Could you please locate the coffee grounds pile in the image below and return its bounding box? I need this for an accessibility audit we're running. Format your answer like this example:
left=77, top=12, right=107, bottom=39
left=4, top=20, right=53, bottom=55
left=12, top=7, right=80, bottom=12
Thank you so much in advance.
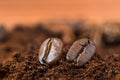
left=0, top=25, right=120, bottom=80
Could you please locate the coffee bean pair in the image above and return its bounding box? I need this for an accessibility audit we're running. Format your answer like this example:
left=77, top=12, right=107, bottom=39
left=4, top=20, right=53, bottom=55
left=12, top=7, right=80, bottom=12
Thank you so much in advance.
left=38, top=38, right=96, bottom=66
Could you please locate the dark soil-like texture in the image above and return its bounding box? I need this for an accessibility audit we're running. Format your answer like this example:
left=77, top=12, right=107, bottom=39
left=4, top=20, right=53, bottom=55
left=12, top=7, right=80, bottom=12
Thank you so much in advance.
left=0, top=25, right=120, bottom=80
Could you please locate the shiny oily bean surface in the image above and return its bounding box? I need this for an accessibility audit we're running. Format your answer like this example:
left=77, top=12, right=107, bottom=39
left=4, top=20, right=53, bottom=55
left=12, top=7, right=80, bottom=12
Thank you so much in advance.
left=38, top=38, right=63, bottom=65
left=66, top=38, right=96, bottom=66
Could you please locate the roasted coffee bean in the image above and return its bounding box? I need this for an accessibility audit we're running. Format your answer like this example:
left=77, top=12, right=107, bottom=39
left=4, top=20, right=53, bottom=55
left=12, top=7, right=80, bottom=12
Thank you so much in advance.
left=0, top=26, right=7, bottom=41
left=102, top=22, right=120, bottom=44
left=38, top=38, right=63, bottom=65
left=66, top=38, right=96, bottom=66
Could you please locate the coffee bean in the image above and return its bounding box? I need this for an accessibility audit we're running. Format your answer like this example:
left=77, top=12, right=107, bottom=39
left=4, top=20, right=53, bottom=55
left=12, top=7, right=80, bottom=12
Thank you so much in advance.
left=38, top=38, right=63, bottom=65
left=102, top=22, right=120, bottom=44
left=0, top=26, right=7, bottom=41
left=66, top=38, right=96, bottom=66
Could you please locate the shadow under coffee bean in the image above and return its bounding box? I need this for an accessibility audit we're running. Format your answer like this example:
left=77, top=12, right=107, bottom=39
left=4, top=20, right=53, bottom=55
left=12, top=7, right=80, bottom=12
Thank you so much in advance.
left=66, top=38, right=96, bottom=66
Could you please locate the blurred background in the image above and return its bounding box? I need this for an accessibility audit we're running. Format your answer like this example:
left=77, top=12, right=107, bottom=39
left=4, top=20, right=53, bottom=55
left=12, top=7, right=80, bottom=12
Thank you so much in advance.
left=1, top=0, right=120, bottom=29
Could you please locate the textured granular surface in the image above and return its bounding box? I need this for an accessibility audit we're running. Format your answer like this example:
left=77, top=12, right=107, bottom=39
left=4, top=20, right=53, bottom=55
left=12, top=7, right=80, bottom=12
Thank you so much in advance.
left=0, top=25, right=120, bottom=80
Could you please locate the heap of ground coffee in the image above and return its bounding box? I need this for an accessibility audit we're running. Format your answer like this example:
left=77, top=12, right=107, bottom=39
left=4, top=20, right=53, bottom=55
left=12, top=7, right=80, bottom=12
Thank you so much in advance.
left=0, top=25, right=119, bottom=80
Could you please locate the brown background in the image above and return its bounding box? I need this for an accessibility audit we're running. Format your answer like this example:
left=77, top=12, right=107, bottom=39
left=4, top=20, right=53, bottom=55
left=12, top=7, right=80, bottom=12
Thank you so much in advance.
left=0, top=0, right=120, bottom=28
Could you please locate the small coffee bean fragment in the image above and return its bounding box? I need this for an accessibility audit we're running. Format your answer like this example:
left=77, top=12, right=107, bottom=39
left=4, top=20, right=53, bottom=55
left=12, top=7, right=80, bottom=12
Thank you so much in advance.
left=38, top=38, right=63, bottom=65
left=66, top=38, right=96, bottom=66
